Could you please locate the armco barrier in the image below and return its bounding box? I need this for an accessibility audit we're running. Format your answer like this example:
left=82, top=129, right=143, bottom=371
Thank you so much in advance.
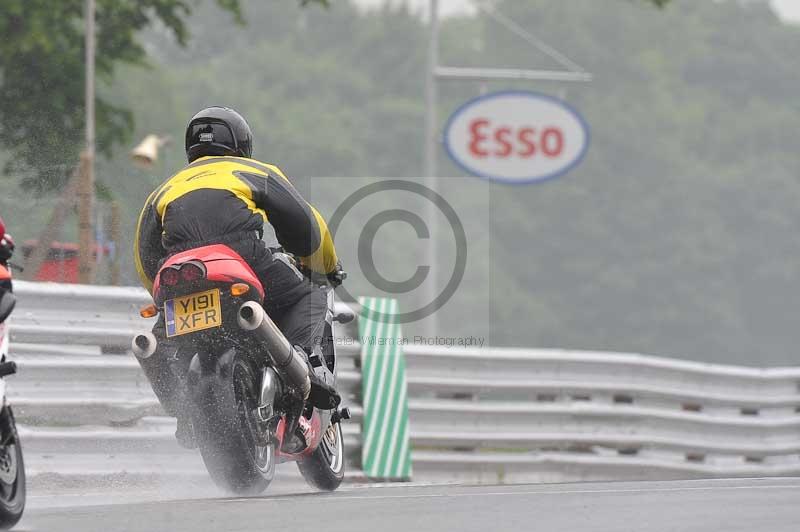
left=8, top=281, right=800, bottom=483
left=11, top=280, right=356, bottom=350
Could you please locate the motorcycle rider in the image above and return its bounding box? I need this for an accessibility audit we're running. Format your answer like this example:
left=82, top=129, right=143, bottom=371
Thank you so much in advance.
left=0, top=216, right=15, bottom=299
left=0, top=216, right=14, bottom=268
left=134, top=106, right=342, bottom=446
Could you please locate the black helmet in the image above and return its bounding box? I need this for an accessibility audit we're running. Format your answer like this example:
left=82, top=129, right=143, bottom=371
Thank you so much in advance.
left=184, top=106, right=253, bottom=163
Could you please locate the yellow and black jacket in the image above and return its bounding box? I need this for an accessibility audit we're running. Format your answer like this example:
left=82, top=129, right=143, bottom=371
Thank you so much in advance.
left=134, top=156, right=338, bottom=294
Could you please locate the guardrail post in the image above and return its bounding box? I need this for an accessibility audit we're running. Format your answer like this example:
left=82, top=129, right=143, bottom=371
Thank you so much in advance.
left=358, top=297, right=412, bottom=481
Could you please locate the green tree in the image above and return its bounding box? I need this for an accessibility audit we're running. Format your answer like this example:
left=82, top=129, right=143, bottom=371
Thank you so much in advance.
left=0, top=0, right=329, bottom=191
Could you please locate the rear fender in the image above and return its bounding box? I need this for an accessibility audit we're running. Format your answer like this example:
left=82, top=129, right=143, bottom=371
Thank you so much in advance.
left=186, top=348, right=237, bottom=407
left=153, top=244, right=265, bottom=301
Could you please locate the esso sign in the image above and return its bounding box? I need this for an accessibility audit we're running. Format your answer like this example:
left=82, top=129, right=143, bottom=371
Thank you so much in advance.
left=444, top=91, right=589, bottom=184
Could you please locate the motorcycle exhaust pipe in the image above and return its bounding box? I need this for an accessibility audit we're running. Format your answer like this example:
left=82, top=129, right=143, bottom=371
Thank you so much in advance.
left=237, top=301, right=311, bottom=400
left=131, top=332, right=157, bottom=360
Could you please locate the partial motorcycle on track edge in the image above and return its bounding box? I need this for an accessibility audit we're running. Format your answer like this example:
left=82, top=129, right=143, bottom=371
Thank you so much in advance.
left=0, top=225, right=26, bottom=529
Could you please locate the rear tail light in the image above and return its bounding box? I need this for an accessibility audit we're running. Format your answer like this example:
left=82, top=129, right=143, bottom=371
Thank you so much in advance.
left=160, top=268, right=180, bottom=287
left=180, top=262, right=205, bottom=282
left=159, top=262, right=206, bottom=287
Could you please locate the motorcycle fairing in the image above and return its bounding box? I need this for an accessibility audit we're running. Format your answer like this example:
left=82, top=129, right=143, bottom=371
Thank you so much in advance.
left=153, top=244, right=265, bottom=301
left=274, top=411, right=323, bottom=461
left=0, top=264, right=11, bottom=402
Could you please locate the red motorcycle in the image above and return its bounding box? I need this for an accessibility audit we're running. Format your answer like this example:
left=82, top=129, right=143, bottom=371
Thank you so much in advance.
left=132, top=244, right=351, bottom=494
left=0, top=224, right=25, bottom=529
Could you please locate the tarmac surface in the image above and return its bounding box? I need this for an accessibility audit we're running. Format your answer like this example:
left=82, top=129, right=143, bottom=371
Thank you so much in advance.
left=18, top=477, right=800, bottom=532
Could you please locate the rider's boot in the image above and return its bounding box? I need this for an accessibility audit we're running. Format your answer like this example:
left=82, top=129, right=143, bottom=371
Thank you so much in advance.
left=300, top=345, right=340, bottom=410
left=307, top=370, right=341, bottom=410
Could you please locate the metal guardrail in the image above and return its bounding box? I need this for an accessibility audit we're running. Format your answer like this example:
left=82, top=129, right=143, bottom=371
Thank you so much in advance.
left=12, top=281, right=157, bottom=351
left=11, top=280, right=357, bottom=350
left=8, top=281, right=800, bottom=483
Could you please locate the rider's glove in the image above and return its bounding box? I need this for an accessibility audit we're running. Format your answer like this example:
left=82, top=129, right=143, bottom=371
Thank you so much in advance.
left=327, top=261, right=346, bottom=288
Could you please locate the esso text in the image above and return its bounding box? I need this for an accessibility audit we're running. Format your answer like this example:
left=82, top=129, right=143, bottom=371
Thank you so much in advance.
left=467, top=119, right=565, bottom=160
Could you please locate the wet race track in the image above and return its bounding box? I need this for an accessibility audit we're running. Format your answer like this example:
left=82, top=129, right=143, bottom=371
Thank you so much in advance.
left=18, top=477, right=800, bottom=532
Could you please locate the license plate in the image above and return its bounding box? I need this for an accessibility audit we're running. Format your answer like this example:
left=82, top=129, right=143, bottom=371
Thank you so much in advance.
left=165, top=289, right=222, bottom=337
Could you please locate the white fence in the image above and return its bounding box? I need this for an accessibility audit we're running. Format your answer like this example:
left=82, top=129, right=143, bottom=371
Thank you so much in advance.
left=9, top=281, right=800, bottom=483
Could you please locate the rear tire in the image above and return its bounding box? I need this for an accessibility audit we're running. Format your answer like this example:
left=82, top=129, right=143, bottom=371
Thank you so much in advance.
left=297, top=420, right=345, bottom=491
left=191, top=355, right=275, bottom=495
left=0, top=407, right=24, bottom=530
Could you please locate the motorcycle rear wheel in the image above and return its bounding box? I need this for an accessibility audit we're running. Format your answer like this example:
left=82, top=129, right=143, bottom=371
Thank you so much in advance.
left=297, top=420, right=345, bottom=491
left=0, top=407, right=24, bottom=530
left=192, top=354, right=275, bottom=495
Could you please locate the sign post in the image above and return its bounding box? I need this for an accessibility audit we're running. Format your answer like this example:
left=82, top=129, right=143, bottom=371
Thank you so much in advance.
left=422, top=1, right=591, bottom=327
left=423, top=0, right=440, bottom=336
left=78, top=0, right=96, bottom=284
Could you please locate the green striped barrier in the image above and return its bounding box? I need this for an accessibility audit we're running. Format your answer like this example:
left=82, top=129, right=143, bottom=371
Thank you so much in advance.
left=358, top=297, right=412, bottom=480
